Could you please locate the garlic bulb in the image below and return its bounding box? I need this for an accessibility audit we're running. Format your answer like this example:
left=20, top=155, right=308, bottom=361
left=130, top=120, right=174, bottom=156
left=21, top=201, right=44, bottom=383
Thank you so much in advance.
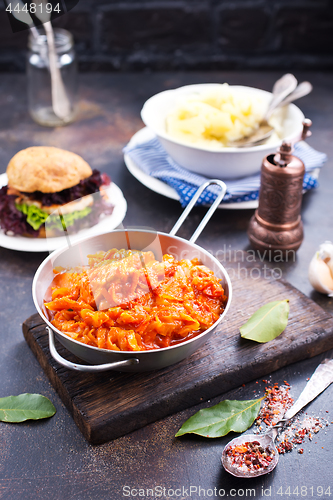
left=308, top=241, right=333, bottom=296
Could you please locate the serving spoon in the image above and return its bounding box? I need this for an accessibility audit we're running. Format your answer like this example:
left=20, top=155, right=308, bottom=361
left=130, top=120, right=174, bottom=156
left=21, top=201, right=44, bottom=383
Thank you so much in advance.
left=221, top=357, right=333, bottom=478
left=229, top=77, right=312, bottom=148
left=228, top=73, right=297, bottom=148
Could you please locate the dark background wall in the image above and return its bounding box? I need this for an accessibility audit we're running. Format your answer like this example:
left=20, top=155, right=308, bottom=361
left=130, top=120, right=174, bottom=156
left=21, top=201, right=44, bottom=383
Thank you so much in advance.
left=1, top=0, right=333, bottom=72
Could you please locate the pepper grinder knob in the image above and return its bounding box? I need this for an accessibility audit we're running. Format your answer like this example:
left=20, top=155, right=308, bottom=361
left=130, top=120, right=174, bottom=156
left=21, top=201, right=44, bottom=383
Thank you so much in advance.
left=274, top=141, right=293, bottom=167
left=302, top=118, right=312, bottom=140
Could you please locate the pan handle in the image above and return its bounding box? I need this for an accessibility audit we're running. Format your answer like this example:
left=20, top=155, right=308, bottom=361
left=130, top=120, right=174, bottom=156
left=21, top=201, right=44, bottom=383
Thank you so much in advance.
left=47, top=327, right=139, bottom=372
left=169, top=179, right=227, bottom=244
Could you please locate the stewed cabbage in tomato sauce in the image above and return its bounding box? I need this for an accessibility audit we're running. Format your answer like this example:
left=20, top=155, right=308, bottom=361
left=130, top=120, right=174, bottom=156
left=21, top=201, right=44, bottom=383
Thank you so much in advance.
left=44, top=248, right=227, bottom=351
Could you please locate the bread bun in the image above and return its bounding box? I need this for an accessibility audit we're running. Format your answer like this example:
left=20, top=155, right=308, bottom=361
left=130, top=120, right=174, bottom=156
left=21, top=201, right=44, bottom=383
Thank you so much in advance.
left=7, top=146, right=92, bottom=193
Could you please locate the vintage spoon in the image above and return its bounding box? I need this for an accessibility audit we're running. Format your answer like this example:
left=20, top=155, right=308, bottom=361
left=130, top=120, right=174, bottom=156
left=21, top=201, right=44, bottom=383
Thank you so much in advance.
left=221, top=357, right=333, bottom=478
left=230, top=81, right=313, bottom=148
left=274, top=81, right=312, bottom=109
left=230, top=82, right=313, bottom=148
left=228, top=73, right=297, bottom=148
left=228, top=73, right=311, bottom=149
left=34, top=1, right=72, bottom=121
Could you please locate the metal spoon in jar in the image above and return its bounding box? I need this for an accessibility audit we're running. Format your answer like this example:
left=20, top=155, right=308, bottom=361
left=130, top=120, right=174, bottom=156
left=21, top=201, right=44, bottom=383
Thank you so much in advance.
left=33, top=0, right=72, bottom=121
left=221, top=357, right=333, bottom=478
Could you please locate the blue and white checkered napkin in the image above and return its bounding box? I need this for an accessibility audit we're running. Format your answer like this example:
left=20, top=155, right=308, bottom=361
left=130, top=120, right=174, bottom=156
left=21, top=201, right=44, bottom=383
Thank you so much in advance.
left=124, top=136, right=327, bottom=207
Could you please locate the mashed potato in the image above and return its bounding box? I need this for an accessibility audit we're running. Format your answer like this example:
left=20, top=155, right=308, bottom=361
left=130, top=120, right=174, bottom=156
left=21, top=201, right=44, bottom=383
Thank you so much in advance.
left=165, top=84, right=280, bottom=149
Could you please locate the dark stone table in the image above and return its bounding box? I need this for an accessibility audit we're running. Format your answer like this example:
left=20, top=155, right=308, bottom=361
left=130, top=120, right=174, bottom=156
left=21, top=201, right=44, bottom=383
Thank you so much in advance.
left=0, top=71, right=333, bottom=499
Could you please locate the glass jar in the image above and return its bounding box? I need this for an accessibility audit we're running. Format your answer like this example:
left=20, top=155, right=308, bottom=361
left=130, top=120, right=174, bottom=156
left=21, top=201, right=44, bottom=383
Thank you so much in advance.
left=27, top=28, right=77, bottom=127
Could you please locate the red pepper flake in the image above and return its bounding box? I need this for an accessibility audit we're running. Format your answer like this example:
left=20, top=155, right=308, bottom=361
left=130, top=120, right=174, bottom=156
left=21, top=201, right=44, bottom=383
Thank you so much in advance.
left=278, top=440, right=293, bottom=453
left=276, top=415, right=328, bottom=454
left=298, top=448, right=304, bottom=454
left=255, top=382, right=294, bottom=427
left=253, top=381, right=331, bottom=457
left=225, top=440, right=275, bottom=473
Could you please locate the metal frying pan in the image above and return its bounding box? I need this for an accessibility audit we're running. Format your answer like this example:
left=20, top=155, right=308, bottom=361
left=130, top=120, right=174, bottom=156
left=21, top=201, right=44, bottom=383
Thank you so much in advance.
left=32, top=180, right=232, bottom=372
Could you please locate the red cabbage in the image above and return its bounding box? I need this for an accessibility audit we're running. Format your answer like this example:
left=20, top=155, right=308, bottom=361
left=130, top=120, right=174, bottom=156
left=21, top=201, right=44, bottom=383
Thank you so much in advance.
left=21, top=169, right=110, bottom=206
left=0, top=186, right=38, bottom=236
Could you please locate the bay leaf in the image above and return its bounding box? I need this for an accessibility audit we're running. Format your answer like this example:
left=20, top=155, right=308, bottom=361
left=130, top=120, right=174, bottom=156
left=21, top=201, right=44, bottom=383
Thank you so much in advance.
left=175, top=397, right=264, bottom=438
left=240, top=299, right=289, bottom=343
left=0, top=393, right=56, bottom=423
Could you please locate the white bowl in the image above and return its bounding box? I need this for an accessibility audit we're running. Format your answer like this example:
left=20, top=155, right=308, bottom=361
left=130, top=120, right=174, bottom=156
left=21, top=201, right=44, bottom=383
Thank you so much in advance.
left=141, top=83, right=305, bottom=179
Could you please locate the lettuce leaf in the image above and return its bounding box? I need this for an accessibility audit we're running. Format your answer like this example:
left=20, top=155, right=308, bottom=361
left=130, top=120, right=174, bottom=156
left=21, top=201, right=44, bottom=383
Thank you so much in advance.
left=46, top=206, right=92, bottom=231
left=15, top=203, right=48, bottom=230
left=15, top=203, right=92, bottom=231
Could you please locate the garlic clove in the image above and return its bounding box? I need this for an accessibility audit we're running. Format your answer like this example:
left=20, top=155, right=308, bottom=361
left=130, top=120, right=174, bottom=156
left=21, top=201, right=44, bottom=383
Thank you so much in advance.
left=308, top=241, right=333, bottom=297
left=323, top=254, right=333, bottom=279
left=320, top=242, right=333, bottom=281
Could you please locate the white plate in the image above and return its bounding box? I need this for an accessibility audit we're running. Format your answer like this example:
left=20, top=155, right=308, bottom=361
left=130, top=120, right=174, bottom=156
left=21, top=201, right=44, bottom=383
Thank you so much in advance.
left=124, top=127, right=259, bottom=210
left=0, top=173, right=127, bottom=252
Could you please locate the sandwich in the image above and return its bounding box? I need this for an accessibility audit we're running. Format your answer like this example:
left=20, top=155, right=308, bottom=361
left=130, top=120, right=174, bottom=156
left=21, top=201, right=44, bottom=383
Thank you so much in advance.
left=0, top=146, right=113, bottom=237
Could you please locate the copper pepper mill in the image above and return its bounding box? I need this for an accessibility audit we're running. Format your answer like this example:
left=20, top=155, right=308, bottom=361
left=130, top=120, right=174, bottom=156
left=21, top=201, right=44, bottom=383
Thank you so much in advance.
left=248, top=120, right=312, bottom=257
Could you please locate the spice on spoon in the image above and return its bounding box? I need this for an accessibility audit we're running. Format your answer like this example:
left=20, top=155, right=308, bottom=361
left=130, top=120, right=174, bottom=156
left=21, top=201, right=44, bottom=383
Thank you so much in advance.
left=222, top=364, right=333, bottom=479
left=225, top=440, right=275, bottom=473
left=254, top=381, right=330, bottom=455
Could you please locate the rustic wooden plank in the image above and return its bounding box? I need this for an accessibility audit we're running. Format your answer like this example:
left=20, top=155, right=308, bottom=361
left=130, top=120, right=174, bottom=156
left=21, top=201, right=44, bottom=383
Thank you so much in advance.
left=23, top=257, right=333, bottom=444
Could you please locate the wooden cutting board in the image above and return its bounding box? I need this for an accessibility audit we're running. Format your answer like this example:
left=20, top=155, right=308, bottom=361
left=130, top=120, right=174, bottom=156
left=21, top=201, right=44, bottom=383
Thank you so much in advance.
left=23, top=255, right=333, bottom=444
